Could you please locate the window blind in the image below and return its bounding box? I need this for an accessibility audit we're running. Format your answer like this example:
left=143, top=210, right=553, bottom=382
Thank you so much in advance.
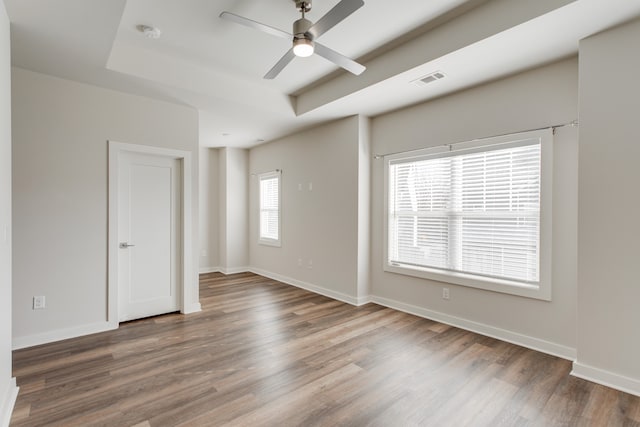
left=388, top=142, right=541, bottom=284
left=260, top=174, right=279, bottom=242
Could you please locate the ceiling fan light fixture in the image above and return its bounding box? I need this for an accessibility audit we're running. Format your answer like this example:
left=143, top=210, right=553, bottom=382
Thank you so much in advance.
left=293, top=37, right=314, bottom=57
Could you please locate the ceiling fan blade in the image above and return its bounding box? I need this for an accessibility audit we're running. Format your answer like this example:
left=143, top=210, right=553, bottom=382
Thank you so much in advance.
left=264, top=49, right=296, bottom=79
left=308, top=0, right=364, bottom=39
left=314, top=43, right=366, bottom=76
left=219, top=12, right=292, bottom=40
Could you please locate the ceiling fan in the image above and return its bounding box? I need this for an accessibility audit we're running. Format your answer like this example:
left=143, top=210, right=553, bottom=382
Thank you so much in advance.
left=220, top=0, right=366, bottom=79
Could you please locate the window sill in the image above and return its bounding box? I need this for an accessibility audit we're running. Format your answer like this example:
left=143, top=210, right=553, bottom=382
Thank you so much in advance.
left=384, top=262, right=550, bottom=301
left=258, top=239, right=281, bottom=248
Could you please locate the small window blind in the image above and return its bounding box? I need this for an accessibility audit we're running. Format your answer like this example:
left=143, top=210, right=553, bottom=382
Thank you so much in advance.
left=388, top=141, right=541, bottom=284
left=259, top=172, right=280, bottom=245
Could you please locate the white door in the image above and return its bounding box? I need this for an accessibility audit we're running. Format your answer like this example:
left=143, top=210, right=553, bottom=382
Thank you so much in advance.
left=118, top=151, right=181, bottom=322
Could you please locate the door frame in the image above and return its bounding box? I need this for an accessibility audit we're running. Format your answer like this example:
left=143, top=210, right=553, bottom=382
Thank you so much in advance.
left=108, top=141, right=194, bottom=327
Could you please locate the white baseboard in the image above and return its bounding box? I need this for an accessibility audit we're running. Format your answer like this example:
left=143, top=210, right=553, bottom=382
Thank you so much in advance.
left=249, top=267, right=361, bottom=306
left=12, top=321, right=116, bottom=350
left=244, top=270, right=574, bottom=362
left=183, top=302, right=202, bottom=314
left=199, top=266, right=220, bottom=274
left=219, top=266, right=250, bottom=275
left=14, top=304, right=204, bottom=350
left=355, top=295, right=372, bottom=306
left=571, top=362, right=640, bottom=397
left=370, top=295, right=576, bottom=361
left=0, top=378, right=18, bottom=427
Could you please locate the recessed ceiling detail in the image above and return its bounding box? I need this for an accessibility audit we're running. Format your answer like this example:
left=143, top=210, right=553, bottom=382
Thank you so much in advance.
left=137, top=24, right=161, bottom=39
left=5, top=0, right=640, bottom=148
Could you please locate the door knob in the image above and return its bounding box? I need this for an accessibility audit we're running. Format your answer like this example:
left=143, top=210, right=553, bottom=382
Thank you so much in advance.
left=119, top=242, right=136, bottom=249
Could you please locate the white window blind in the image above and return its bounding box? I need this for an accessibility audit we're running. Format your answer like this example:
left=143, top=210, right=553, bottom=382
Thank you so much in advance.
left=259, top=171, right=281, bottom=246
left=388, top=140, right=542, bottom=285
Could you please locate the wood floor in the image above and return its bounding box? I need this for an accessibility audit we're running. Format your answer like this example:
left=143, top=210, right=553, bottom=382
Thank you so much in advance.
left=10, top=273, right=640, bottom=426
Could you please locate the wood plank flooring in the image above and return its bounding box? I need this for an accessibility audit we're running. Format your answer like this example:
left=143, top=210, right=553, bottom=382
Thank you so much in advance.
left=11, top=272, right=640, bottom=426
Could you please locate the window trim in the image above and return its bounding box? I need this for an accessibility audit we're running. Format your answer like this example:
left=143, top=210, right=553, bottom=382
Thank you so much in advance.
left=258, top=170, right=282, bottom=247
left=383, top=129, right=553, bottom=301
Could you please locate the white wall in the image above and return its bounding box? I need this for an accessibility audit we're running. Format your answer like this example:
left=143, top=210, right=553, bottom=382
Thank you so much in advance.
left=218, top=148, right=228, bottom=269
left=249, top=116, right=370, bottom=304
left=199, top=147, right=219, bottom=272
left=356, top=116, right=371, bottom=302
left=11, top=68, right=199, bottom=347
left=0, top=1, right=17, bottom=424
left=574, top=18, right=640, bottom=395
left=370, top=58, right=579, bottom=358
left=218, top=147, right=248, bottom=273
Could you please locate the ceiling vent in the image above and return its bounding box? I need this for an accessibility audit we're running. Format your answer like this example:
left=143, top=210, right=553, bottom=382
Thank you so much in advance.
left=412, top=71, right=445, bottom=87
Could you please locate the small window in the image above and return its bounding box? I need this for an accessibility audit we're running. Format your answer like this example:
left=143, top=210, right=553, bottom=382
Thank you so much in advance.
left=384, top=129, right=552, bottom=300
left=259, top=171, right=281, bottom=247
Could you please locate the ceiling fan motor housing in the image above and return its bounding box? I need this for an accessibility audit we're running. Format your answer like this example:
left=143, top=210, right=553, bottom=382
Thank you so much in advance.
left=293, top=17, right=313, bottom=40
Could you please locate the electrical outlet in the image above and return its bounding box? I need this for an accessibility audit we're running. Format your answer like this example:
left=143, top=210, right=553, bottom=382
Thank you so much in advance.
left=307, top=259, right=313, bottom=269
left=297, top=257, right=303, bottom=266
left=442, top=288, right=450, bottom=300
left=33, top=296, right=46, bottom=310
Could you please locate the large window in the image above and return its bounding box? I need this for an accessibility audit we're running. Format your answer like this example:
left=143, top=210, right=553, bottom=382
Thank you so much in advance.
left=259, top=171, right=281, bottom=246
left=384, top=130, right=552, bottom=300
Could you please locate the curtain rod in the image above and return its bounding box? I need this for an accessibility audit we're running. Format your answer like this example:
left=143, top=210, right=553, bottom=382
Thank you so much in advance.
left=373, top=120, right=578, bottom=159
left=250, top=168, right=281, bottom=177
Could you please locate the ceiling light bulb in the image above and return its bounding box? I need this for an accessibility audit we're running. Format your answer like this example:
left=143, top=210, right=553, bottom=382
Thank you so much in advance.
left=293, top=38, right=314, bottom=57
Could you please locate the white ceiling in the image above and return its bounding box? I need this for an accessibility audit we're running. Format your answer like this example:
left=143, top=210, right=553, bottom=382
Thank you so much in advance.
left=5, top=0, right=640, bottom=148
